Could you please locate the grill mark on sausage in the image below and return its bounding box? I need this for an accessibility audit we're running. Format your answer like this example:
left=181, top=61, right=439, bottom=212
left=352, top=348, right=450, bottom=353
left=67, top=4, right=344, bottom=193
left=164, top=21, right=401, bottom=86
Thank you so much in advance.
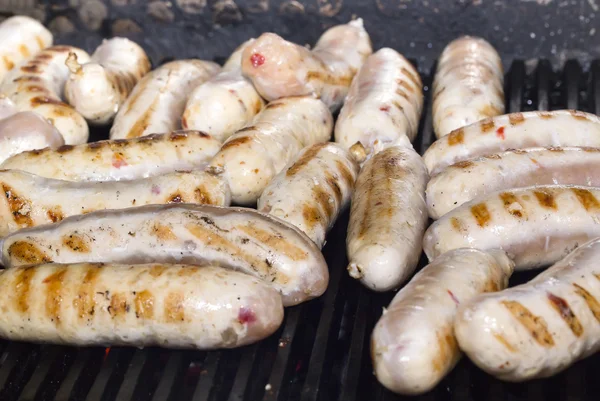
left=2, top=56, right=15, bottom=70
left=306, top=70, right=353, bottom=86
left=534, top=189, right=557, bottom=210
left=220, top=135, right=252, bottom=151
left=447, top=128, right=464, bottom=146
left=357, top=165, right=375, bottom=238
left=26, top=85, right=47, bottom=93
left=501, top=300, right=555, bottom=347
left=7, top=241, right=51, bottom=265
left=499, top=192, right=526, bottom=219
left=480, top=118, right=496, bottom=133
left=396, top=79, right=414, bottom=93
left=35, top=36, right=45, bottom=49
left=538, top=111, right=554, bottom=119
left=47, top=207, right=64, bottom=223
left=483, top=278, right=500, bottom=292
left=30, top=96, right=70, bottom=108
left=401, top=67, right=420, bottom=87
left=74, top=266, right=100, bottom=320
left=194, top=186, right=213, bottom=205
left=452, top=160, right=474, bottom=169
left=572, top=188, right=600, bottom=211
left=479, top=104, right=502, bottom=118
left=164, top=292, right=185, bottom=322
left=63, top=234, right=90, bottom=253
left=286, top=144, right=327, bottom=177
left=168, top=194, right=184, bottom=203
left=18, top=45, right=30, bottom=58
left=334, top=159, right=355, bottom=189
left=324, top=171, right=343, bottom=205
left=493, top=333, right=517, bottom=352
left=265, top=101, right=286, bottom=109
left=450, top=217, right=465, bottom=232
left=20, top=64, right=41, bottom=73
left=432, top=327, right=458, bottom=373
left=569, top=110, right=589, bottom=120
left=14, top=267, right=36, bottom=314
left=2, top=183, right=33, bottom=227
left=149, top=265, right=167, bottom=277
left=547, top=292, right=583, bottom=337
left=126, top=96, right=159, bottom=138
left=13, top=76, right=41, bottom=83
left=109, top=292, right=129, bottom=319
left=238, top=224, right=307, bottom=261
left=43, top=268, right=67, bottom=325
left=302, top=203, right=322, bottom=230
left=471, top=203, right=491, bottom=227
left=509, top=112, right=525, bottom=125
left=152, top=223, right=176, bottom=241
left=313, top=183, right=335, bottom=219
left=134, top=290, right=154, bottom=319
left=573, top=283, right=600, bottom=323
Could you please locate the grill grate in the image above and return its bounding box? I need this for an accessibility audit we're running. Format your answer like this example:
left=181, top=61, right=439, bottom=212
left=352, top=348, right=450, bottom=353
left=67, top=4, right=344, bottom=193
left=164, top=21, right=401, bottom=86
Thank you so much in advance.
left=1, top=59, right=600, bottom=401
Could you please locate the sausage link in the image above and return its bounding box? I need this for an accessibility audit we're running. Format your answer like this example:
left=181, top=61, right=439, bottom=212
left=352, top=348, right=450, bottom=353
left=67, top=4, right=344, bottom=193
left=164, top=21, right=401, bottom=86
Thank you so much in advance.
left=65, top=37, right=151, bottom=125
left=455, top=237, right=600, bottom=381
left=423, top=184, right=600, bottom=270
left=372, top=249, right=513, bottom=394
left=346, top=146, right=429, bottom=291
left=0, top=46, right=91, bottom=145
left=241, top=19, right=372, bottom=111
left=1, top=204, right=328, bottom=306
left=433, top=36, right=504, bottom=138
left=258, top=142, right=359, bottom=248
left=209, top=96, right=333, bottom=205
left=0, top=263, right=283, bottom=349
left=427, top=147, right=600, bottom=219
left=335, top=48, right=422, bottom=156
left=1, top=130, right=220, bottom=182
left=0, top=16, right=52, bottom=82
left=110, top=60, right=220, bottom=139
left=423, top=110, right=600, bottom=175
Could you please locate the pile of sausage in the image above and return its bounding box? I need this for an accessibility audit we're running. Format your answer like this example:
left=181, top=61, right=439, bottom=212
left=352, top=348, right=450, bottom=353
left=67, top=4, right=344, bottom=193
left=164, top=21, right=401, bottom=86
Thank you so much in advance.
left=1, top=13, right=600, bottom=396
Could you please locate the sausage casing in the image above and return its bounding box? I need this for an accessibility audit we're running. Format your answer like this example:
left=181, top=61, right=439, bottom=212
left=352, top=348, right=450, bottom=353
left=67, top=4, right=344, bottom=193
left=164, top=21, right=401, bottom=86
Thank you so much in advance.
left=209, top=96, right=333, bottom=205
left=346, top=146, right=429, bottom=291
left=0, top=46, right=91, bottom=145
left=1, top=130, right=221, bottom=181
left=0, top=263, right=283, bottom=349
left=1, top=204, right=328, bottom=306
left=426, top=147, right=600, bottom=219
left=372, top=249, right=513, bottom=394
left=335, top=48, right=422, bottom=155
left=455, top=237, right=600, bottom=381
left=423, top=184, right=600, bottom=270
left=258, top=142, right=359, bottom=248
left=110, top=60, right=220, bottom=139
left=423, top=110, right=600, bottom=175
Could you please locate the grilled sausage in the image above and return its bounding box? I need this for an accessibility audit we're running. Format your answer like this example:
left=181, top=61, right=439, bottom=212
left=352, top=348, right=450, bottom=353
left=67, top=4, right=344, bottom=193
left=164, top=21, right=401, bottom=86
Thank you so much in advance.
left=372, top=249, right=513, bottom=395
left=209, top=96, right=333, bottom=205
left=0, top=46, right=91, bottom=145
left=241, top=19, right=372, bottom=111
left=423, top=110, right=600, bottom=175
left=0, top=111, right=64, bottom=164
left=0, top=169, right=229, bottom=236
left=427, top=147, right=600, bottom=219
left=257, top=142, right=359, bottom=248
left=0, top=95, right=17, bottom=120
left=0, top=263, right=283, bottom=349
left=423, top=184, right=600, bottom=270
left=346, top=146, right=429, bottom=291
left=1, top=130, right=220, bottom=182
left=455, top=237, right=600, bottom=381
left=1, top=204, right=328, bottom=306
left=110, top=60, right=220, bottom=139
left=0, top=16, right=52, bottom=82
left=433, top=36, right=504, bottom=139
left=182, top=39, right=264, bottom=142
left=335, top=48, right=422, bottom=155
left=65, top=37, right=151, bottom=125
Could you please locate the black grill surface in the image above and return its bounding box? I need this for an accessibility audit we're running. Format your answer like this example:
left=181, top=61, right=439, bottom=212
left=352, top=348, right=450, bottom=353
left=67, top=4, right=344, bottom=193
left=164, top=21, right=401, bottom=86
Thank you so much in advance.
left=2, top=59, right=600, bottom=401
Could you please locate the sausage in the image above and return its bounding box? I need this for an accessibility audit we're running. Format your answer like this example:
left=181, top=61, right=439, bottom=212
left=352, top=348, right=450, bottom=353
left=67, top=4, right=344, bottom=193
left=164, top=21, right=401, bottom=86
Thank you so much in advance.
left=427, top=147, right=600, bottom=219
left=372, top=249, right=513, bottom=395
left=0, top=111, right=64, bottom=164
left=334, top=48, right=423, bottom=155
left=0, top=46, right=91, bottom=145
left=455, top=237, right=600, bottom=381
left=0, top=169, right=229, bottom=236
left=0, top=263, right=283, bottom=349
left=257, top=142, right=359, bottom=248
left=433, top=36, right=504, bottom=139
left=0, top=95, right=17, bottom=120
left=1, top=204, right=328, bottom=306
left=1, top=130, right=220, bottom=182
left=209, top=96, right=333, bottom=205
left=241, top=19, right=372, bottom=111
left=0, top=16, right=52, bottom=82
left=423, top=184, right=600, bottom=270
left=182, top=39, right=264, bottom=142
left=423, top=110, right=600, bottom=175
left=65, top=37, right=151, bottom=125
left=346, top=146, right=429, bottom=291
left=110, top=60, right=220, bottom=139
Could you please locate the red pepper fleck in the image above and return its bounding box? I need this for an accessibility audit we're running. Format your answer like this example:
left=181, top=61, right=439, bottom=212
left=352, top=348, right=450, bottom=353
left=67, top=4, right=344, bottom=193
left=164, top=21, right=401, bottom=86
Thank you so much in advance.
left=379, top=105, right=390, bottom=112
left=374, top=201, right=383, bottom=206
left=238, top=306, right=256, bottom=324
left=447, top=290, right=460, bottom=305
left=250, top=53, right=265, bottom=68
left=151, top=185, right=161, bottom=195
left=496, top=126, right=505, bottom=140
left=104, top=347, right=111, bottom=361
left=111, top=154, right=128, bottom=169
